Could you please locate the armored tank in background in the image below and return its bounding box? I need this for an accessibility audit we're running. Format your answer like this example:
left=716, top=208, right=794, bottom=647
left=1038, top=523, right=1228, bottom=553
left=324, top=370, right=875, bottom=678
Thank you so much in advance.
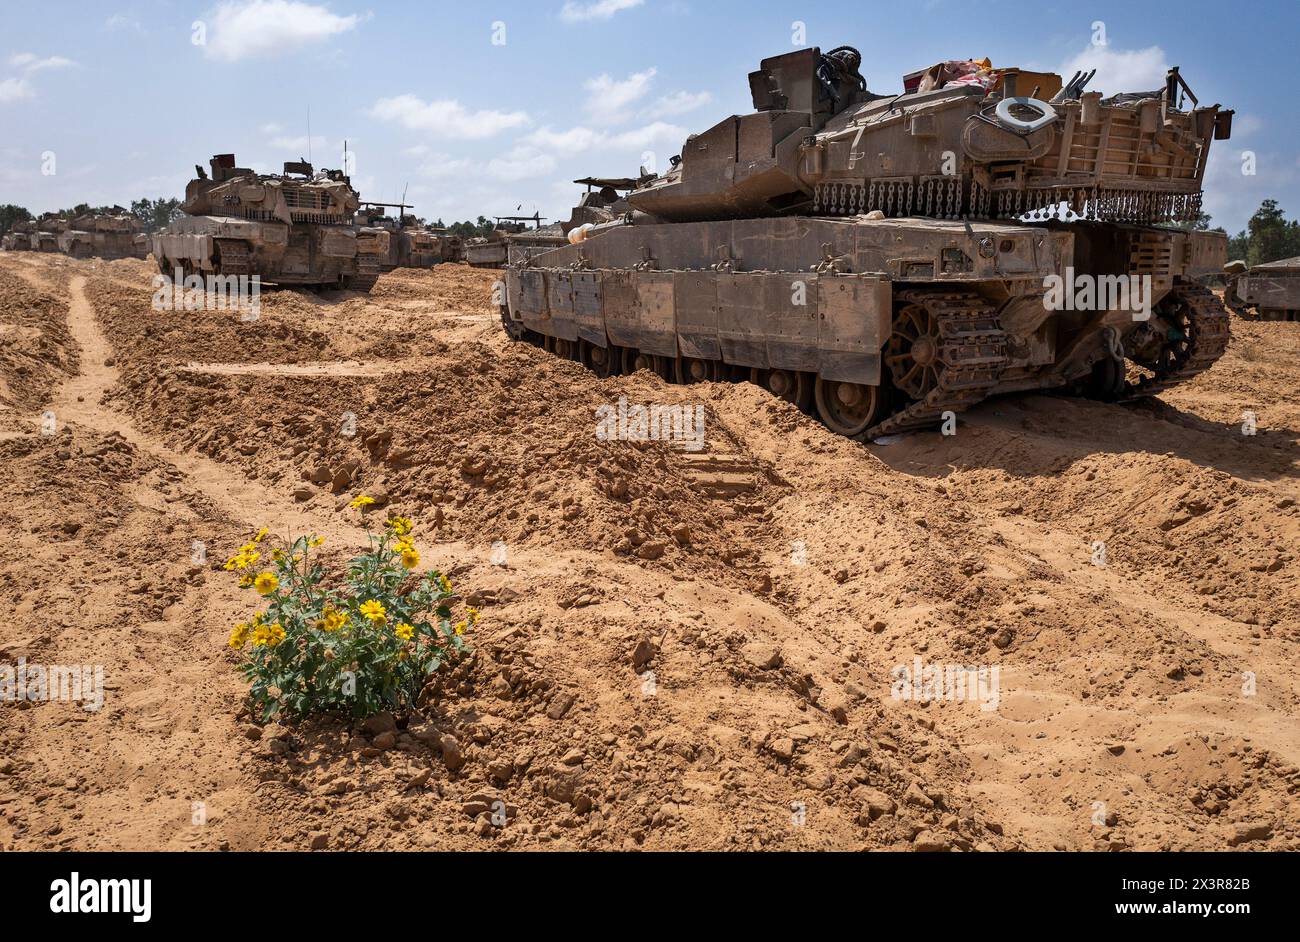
left=58, top=208, right=149, bottom=260
left=1, top=219, right=38, bottom=251
left=356, top=203, right=464, bottom=270
left=154, top=155, right=386, bottom=292
left=26, top=215, right=68, bottom=253
left=561, top=175, right=652, bottom=237
left=500, top=45, right=1234, bottom=438
left=1223, top=257, right=1300, bottom=321
left=466, top=214, right=565, bottom=268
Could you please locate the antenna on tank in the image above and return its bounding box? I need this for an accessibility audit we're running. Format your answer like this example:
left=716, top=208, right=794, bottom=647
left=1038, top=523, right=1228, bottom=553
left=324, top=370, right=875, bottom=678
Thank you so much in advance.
left=307, top=106, right=313, bottom=165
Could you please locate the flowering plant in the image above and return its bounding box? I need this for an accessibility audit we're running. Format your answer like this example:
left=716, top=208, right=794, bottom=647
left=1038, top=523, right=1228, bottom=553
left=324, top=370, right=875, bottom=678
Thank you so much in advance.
left=225, top=498, right=473, bottom=720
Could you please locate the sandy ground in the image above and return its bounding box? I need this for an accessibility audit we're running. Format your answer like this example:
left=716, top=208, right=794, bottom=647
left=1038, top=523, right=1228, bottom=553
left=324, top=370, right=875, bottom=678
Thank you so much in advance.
left=0, top=252, right=1297, bottom=852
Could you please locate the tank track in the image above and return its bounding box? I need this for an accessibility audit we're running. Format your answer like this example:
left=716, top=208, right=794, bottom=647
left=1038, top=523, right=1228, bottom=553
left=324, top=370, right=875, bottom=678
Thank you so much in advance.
left=1119, top=284, right=1230, bottom=401
left=350, top=258, right=382, bottom=294
left=865, top=288, right=1008, bottom=439
left=214, top=240, right=252, bottom=276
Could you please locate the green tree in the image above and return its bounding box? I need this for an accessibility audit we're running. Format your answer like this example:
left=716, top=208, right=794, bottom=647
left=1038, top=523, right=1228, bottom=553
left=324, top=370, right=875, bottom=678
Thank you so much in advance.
left=0, top=204, right=32, bottom=236
left=130, top=197, right=183, bottom=235
left=1240, top=200, right=1300, bottom=266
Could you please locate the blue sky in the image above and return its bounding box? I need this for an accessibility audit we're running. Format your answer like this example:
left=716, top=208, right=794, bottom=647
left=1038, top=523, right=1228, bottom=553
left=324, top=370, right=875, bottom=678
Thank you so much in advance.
left=2, top=0, right=1296, bottom=234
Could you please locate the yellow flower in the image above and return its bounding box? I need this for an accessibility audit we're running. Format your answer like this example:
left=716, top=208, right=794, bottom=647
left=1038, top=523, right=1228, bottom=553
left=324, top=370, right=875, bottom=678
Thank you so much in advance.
left=387, top=516, right=413, bottom=536
left=438, top=574, right=452, bottom=594
left=254, top=527, right=269, bottom=543
left=360, top=599, right=387, bottom=625
left=308, top=536, right=324, bottom=548
left=251, top=621, right=285, bottom=648
left=228, top=623, right=249, bottom=649
left=317, top=607, right=347, bottom=634
left=238, top=573, right=254, bottom=589
left=454, top=621, right=467, bottom=636
left=466, top=606, right=481, bottom=626
left=400, top=547, right=420, bottom=570
left=225, top=549, right=260, bottom=571
left=350, top=495, right=376, bottom=510
left=395, top=622, right=415, bottom=641
left=253, top=572, right=279, bottom=596
left=271, top=548, right=285, bottom=563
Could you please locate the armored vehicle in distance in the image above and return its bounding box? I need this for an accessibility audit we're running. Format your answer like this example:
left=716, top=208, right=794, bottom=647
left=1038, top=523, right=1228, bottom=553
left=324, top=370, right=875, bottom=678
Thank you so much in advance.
left=58, top=208, right=149, bottom=260
left=1224, top=257, right=1300, bottom=321
left=154, top=154, right=385, bottom=292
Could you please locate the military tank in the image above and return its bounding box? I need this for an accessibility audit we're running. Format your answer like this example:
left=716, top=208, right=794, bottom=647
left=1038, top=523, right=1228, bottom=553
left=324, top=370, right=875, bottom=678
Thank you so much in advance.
left=1, top=220, right=36, bottom=252
left=499, top=45, right=1234, bottom=439
left=1223, top=257, right=1300, bottom=321
left=561, top=175, right=653, bottom=238
left=466, top=215, right=564, bottom=268
left=58, top=208, right=149, bottom=260
left=28, top=214, right=67, bottom=253
left=154, top=154, right=385, bottom=292
left=355, top=203, right=463, bottom=270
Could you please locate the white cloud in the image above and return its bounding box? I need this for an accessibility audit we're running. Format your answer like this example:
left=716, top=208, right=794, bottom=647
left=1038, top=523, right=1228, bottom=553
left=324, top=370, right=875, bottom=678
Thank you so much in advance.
left=369, top=94, right=530, bottom=140
left=610, top=121, right=686, bottom=150
left=524, top=121, right=686, bottom=157
left=487, top=147, right=558, bottom=182
left=585, top=68, right=656, bottom=124
left=261, top=121, right=283, bottom=134
left=203, top=1, right=364, bottom=63
left=8, top=53, right=75, bottom=73
left=0, top=78, right=33, bottom=102
left=417, top=154, right=473, bottom=178
left=644, top=89, right=712, bottom=119
left=269, top=134, right=328, bottom=152
left=560, top=0, right=644, bottom=23
left=1058, top=44, right=1167, bottom=97
left=418, top=147, right=555, bottom=184
left=104, top=14, right=145, bottom=33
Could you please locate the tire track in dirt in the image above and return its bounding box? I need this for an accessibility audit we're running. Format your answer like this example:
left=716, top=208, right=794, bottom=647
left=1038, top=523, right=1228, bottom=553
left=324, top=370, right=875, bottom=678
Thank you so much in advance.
left=58, top=275, right=371, bottom=546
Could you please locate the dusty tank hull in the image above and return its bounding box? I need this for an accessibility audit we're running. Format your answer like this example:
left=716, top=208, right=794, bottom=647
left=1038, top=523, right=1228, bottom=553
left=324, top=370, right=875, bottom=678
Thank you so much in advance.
left=154, top=154, right=384, bottom=292
left=466, top=235, right=509, bottom=268
left=399, top=228, right=463, bottom=268
left=502, top=217, right=1228, bottom=437
left=59, top=227, right=149, bottom=260
left=507, top=226, right=568, bottom=266
left=500, top=44, right=1234, bottom=439
left=1225, top=256, right=1300, bottom=321
left=157, top=215, right=380, bottom=289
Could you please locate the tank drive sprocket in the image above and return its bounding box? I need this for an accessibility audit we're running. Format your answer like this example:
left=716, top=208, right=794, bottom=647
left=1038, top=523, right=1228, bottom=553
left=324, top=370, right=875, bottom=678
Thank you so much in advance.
left=867, top=288, right=1009, bottom=439
left=1118, top=284, right=1230, bottom=401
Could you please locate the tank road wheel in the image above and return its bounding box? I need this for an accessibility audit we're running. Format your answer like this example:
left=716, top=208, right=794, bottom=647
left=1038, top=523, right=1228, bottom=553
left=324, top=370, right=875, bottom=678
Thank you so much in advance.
left=552, top=337, right=579, bottom=361
left=1083, top=354, right=1127, bottom=402
left=622, top=348, right=673, bottom=380
left=675, top=356, right=720, bottom=384
left=750, top=368, right=814, bottom=411
left=579, top=340, right=617, bottom=377
left=815, top=377, right=887, bottom=438
left=886, top=298, right=945, bottom=401
left=500, top=306, right=528, bottom=342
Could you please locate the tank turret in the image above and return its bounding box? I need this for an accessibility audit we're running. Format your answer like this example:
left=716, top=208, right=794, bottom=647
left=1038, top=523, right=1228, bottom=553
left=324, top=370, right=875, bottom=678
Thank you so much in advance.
left=630, top=47, right=1231, bottom=227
